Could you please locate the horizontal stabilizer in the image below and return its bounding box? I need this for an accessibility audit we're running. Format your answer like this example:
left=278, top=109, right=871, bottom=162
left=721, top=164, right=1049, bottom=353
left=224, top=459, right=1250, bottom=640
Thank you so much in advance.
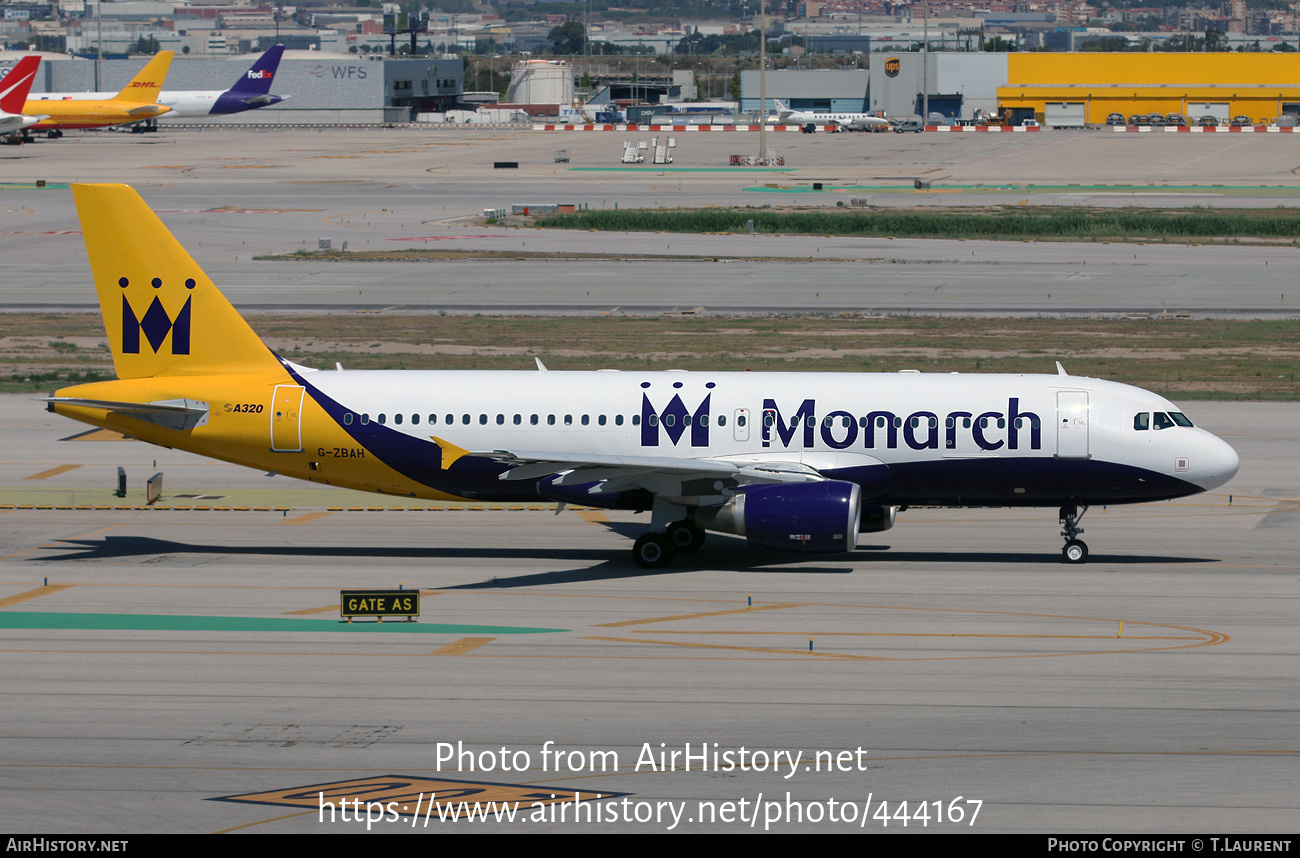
left=44, top=396, right=209, bottom=431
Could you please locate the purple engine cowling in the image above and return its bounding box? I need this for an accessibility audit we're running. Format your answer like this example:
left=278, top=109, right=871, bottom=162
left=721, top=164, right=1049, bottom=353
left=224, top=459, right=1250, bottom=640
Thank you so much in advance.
left=697, top=481, right=862, bottom=554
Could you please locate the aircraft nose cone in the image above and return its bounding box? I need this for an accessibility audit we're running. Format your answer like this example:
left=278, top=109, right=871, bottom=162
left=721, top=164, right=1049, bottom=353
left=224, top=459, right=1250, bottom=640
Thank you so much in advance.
left=1199, top=434, right=1239, bottom=491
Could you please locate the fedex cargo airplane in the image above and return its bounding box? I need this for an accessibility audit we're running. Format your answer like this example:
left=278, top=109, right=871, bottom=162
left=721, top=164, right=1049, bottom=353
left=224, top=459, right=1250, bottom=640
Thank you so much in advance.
left=46, top=185, right=1240, bottom=568
left=34, top=45, right=285, bottom=123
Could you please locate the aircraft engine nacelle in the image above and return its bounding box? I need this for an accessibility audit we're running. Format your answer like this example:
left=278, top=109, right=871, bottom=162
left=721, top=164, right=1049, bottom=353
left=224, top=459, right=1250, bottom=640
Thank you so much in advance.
left=859, top=505, right=897, bottom=533
left=698, top=481, right=861, bottom=554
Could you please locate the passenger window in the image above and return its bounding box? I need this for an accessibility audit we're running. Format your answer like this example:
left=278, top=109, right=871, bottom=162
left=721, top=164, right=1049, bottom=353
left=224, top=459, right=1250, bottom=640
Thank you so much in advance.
left=564, top=414, right=573, bottom=426
left=462, top=414, right=470, bottom=425
left=394, top=413, right=403, bottom=425
left=429, top=414, right=436, bottom=425
left=412, top=414, right=420, bottom=425
left=581, top=415, right=589, bottom=426
left=699, top=415, right=708, bottom=427
left=664, top=415, right=674, bottom=427
left=378, top=413, right=387, bottom=425
left=496, top=414, right=504, bottom=425
left=997, top=418, right=1005, bottom=429
left=764, top=412, right=775, bottom=427
left=649, top=414, right=659, bottom=427
left=632, top=415, right=640, bottom=426
left=530, top=414, right=538, bottom=425
left=1134, top=413, right=1149, bottom=431
left=598, top=415, right=606, bottom=426
left=361, top=413, right=370, bottom=425
left=547, top=414, right=556, bottom=425
left=478, top=414, right=487, bottom=425
left=514, top=414, right=522, bottom=425
left=718, top=415, right=727, bottom=427
left=445, top=414, right=452, bottom=425
left=929, top=417, right=937, bottom=428
left=343, top=413, right=353, bottom=425
left=615, top=415, right=624, bottom=426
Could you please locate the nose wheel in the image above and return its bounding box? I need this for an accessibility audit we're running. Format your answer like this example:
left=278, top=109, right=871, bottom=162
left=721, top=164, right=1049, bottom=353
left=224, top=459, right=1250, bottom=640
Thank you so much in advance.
left=1059, top=504, right=1089, bottom=564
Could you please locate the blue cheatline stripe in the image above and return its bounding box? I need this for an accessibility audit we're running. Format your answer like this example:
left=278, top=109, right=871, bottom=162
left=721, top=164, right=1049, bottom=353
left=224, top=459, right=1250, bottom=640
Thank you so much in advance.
left=0, top=611, right=566, bottom=635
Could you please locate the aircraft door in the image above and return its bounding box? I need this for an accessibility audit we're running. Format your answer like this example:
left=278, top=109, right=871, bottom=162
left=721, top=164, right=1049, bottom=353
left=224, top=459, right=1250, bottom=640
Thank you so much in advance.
left=1056, top=391, right=1090, bottom=459
left=271, top=384, right=305, bottom=452
left=734, top=408, right=750, bottom=442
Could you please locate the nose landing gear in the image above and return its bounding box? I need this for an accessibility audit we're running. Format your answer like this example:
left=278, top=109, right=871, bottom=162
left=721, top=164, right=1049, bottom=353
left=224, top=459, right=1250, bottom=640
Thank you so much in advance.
left=1060, top=503, right=1089, bottom=563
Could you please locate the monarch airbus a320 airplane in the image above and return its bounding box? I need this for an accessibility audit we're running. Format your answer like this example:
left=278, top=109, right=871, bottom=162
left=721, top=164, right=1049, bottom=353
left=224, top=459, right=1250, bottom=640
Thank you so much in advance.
left=47, top=185, right=1240, bottom=568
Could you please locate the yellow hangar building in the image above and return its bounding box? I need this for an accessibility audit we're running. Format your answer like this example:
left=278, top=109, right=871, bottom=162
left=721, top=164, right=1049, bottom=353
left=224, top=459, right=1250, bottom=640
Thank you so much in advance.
left=997, top=53, right=1300, bottom=126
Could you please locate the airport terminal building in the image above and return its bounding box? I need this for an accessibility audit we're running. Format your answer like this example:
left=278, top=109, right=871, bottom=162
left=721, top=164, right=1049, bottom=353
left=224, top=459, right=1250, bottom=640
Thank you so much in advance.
left=753, top=53, right=1300, bottom=126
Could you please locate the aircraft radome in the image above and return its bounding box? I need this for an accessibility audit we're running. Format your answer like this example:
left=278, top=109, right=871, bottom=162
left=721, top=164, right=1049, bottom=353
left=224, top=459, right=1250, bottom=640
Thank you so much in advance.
left=46, top=184, right=1240, bottom=568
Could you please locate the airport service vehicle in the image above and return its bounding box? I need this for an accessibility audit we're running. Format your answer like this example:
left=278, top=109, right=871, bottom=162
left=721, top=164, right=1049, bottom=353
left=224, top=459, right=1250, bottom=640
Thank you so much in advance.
left=1230, top=115, right=1252, bottom=127
left=23, top=52, right=172, bottom=137
left=47, top=185, right=1240, bottom=568
left=772, top=100, right=891, bottom=131
left=0, top=56, right=43, bottom=138
left=36, top=45, right=285, bottom=122
left=893, top=119, right=922, bottom=133
left=1198, top=115, right=1220, bottom=127
left=1105, top=113, right=1125, bottom=126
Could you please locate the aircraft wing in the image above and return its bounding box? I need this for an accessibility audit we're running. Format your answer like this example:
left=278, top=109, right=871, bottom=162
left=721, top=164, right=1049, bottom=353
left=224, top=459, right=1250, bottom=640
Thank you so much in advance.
left=487, top=450, right=824, bottom=483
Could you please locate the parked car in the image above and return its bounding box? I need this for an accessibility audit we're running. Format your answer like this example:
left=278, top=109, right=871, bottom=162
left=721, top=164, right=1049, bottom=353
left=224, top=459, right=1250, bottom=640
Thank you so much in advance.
left=893, top=119, right=923, bottom=133
left=1198, top=115, right=1220, bottom=127
left=1165, top=113, right=1186, bottom=126
left=1230, top=115, right=1253, bottom=127
left=1106, top=112, right=1125, bottom=125
left=1021, top=118, right=1040, bottom=128
left=801, top=122, right=816, bottom=134
left=1148, top=113, right=1165, bottom=126
left=1127, top=114, right=1149, bottom=126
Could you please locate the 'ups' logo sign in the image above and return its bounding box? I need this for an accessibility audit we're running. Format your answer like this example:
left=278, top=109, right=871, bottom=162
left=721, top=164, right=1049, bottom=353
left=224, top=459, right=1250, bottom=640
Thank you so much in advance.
left=885, top=57, right=900, bottom=77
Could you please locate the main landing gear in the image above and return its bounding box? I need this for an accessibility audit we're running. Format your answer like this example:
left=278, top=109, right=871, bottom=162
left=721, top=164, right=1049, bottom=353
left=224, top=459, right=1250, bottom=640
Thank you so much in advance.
left=632, top=520, right=706, bottom=569
left=1059, top=503, right=1089, bottom=563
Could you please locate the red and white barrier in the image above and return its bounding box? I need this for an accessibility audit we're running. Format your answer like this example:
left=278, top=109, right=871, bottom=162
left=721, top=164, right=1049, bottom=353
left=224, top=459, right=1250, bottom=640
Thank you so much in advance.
left=533, top=123, right=803, bottom=132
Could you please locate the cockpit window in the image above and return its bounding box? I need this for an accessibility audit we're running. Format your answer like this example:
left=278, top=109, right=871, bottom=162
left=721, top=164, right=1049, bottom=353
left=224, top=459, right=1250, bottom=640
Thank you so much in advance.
left=1153, top=412, right=1175, bottom=430
left=1133, top=412, right=1150, bottom=431
left=1169, top=412, right=1194, bottom=427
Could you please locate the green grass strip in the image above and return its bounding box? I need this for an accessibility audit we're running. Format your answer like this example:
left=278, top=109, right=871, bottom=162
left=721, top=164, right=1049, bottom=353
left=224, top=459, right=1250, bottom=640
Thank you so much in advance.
left=0, top=611, right=566, bottom=635
left=536, top=207, right=1300, bottom=239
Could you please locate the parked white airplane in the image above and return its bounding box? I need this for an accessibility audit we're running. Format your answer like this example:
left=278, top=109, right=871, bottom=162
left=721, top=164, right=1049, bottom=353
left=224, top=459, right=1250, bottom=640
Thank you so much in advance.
left=48, top=184, right=1240, bottom=568
left=773, top=99, right=891, bottom=131
left=34, top=45, right=285, bottom=122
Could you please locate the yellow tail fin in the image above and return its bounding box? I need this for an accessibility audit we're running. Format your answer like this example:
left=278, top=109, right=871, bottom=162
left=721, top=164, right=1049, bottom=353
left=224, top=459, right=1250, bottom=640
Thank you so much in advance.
left=109, top=52, right=172, bottom=104
left=73, top=183, right=283, bottom=379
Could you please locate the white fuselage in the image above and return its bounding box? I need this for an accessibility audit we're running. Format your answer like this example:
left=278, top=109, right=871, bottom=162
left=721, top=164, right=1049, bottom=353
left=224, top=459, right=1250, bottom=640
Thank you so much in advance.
left=288, top=367, right=1237, bottom=506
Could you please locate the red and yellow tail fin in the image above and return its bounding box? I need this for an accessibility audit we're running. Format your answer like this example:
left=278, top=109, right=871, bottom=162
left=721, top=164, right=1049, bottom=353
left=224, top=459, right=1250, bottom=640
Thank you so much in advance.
left=73, top=183, right=283, bottom=379
left=109, top=51, right=172, bottom=104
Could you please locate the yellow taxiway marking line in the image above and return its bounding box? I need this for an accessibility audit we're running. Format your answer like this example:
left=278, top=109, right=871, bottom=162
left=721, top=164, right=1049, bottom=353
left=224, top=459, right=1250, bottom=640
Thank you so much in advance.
left=576, top=510, right=610, bottom=524
left=586, top=635, right=874, bottom=660
left=631, top=630, right=1204, bottom=640
left=280, top=511, right=334, bottom=525
left=596, top=603, right=802, bottom=628
left=23, top=464, right=82, bottom=480
left=282, top=604, right=339, bottom=616
left=0, top=583, right=76, bottom=607
left=432, top=636, right=495, bottom=655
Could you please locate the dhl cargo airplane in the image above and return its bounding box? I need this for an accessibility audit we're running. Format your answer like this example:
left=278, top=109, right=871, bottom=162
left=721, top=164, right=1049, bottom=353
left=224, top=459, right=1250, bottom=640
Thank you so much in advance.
left=46, top=185, right=1240, bottom=568
left=23, top=51, right=172, bottom=137
left=0, top=56, right=44, bottom=136
left=37, top=45, right=286, bottom=122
